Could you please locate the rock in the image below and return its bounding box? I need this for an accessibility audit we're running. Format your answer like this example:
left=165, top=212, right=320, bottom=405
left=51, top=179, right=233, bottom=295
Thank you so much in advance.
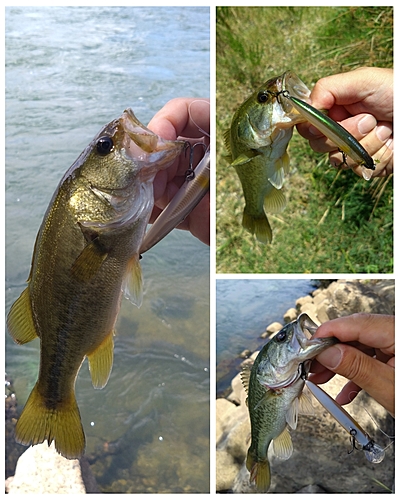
left=265, top=321, right=283, bottom=334
left=6, top=442, right=88, bottom=494
left=216, top=449, right=240, bottom=492
left=216, top=398, right=237, bottom=443
left=225, top=418, right=250, bottom=463
left=239, top=349, right=251, bottom=359
left=283, top=307, right=298, bottom=322
left=298, top=302, right=318, bottom=321
left=295, top=295, right=313, bottom=308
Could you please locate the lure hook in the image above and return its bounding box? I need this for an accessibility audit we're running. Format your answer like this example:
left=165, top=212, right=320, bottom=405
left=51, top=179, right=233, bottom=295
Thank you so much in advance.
left=185, top=142, right=207, bottom=181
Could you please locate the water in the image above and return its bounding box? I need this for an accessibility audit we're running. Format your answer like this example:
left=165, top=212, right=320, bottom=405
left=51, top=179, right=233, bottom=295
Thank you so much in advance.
left=5, top=6, right=209, bottom=493
left=216, top=279, right=316, bottom=393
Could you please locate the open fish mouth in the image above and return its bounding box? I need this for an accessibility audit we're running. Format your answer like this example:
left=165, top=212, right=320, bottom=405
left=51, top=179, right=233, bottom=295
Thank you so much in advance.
left=283, top=71, right=311, bottom=101
left=120, top=108, right=186, bottom=167
left=276, top=71, right=312, bottom=116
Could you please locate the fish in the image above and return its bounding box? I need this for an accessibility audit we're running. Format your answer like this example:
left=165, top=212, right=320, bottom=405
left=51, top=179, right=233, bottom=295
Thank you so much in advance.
left=140, top=146, right=210, bottom=254
left=280, top=92, right=376, bottom=181
left=304, top=379, right=385, bottom=463
left=224, top=71, right=311, bottom=243
left=6, top=108, right=186, bottom=459
left=241, top=313, right=338, bottom=492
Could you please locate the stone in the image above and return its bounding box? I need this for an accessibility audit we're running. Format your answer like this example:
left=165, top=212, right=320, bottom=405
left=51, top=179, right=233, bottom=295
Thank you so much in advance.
left=295, top=295, right=313, bottom=308
left=299, top=302, right=318, bottom=321
left=6, top=442, right=86, bottom=494
left=283, top=308, right=298, bottom=322
left=265, top=321, right=283, bottom=334
left=239, top=349, right=251, bottom=359
left=216, top=449, right=240, bottom=492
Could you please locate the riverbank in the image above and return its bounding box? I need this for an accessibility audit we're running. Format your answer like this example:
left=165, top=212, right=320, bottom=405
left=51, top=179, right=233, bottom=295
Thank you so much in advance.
left=216, top=279, right=394, bottom=493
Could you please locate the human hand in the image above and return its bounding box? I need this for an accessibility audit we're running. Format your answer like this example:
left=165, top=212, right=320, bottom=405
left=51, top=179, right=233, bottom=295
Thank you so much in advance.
left=296, top=67, right=393, bottom=178
left=309, top=313, right=394, bottom=416
left=147, top=97, right=210, bottom=245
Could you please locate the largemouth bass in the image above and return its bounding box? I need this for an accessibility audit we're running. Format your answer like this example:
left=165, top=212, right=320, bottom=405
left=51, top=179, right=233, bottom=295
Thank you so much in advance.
left=241, top=313, right=337, bottom=492
left=7, top=109, right=185, bottom=459
left=224, top=71, right=311, bottom=243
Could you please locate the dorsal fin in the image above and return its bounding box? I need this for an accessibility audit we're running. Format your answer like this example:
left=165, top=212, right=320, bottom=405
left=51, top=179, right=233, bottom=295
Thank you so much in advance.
left=241, top=363, right=252, bottom=393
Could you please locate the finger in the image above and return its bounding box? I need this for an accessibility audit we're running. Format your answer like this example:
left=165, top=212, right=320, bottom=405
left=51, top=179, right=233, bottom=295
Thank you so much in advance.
left=148, top=97, right=210, bottom=140
left=308, top=369, right=335, bottom=385
left=315, top=343, right=394, bottom=415
left=329, top=121, right=393, bottom=177
left=315, top=313, right=395, bottom=355
left=335, top=380, right=362, bottom=406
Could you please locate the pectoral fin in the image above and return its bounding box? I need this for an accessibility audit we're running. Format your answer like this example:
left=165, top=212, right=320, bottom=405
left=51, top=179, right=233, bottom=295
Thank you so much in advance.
left=7, top=287, right=39, bottom=344
left=87, top=330, right=114, bottom=389
left=71, top=240, right=108, bottom=281
left=122, top=254, right=143, bottom=307
left=231, top=150, right=261, bottom=168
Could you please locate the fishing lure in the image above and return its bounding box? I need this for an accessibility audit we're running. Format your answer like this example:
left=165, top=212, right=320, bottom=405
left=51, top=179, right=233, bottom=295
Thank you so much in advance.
left=304, top=379, right=385, bottom=464
left=275, top=90, right=377, bottom=181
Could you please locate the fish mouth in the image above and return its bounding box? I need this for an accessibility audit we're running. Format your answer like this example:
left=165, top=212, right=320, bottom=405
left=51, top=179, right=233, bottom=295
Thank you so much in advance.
left=120, top=108, right=186, bottom=175
left=283, top=71, right=311, bottom=101
left=267, top=313, right=337, bottom=389
left=277, top=71, right=311, bottom=117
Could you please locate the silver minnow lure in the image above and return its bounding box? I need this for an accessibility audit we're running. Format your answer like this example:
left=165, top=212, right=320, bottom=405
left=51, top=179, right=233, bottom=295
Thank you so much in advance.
left=280, top=91, right=376, bottom=181
left=304, top=379, right=385, bottom=464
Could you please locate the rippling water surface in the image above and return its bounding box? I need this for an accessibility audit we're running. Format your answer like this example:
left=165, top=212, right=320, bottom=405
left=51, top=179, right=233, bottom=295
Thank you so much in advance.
left=5, top=6, right=209, bottom=493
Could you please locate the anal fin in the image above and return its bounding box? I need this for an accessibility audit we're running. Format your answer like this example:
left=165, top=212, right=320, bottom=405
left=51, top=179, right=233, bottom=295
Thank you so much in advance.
left=87, top=330, right=114, bottom=389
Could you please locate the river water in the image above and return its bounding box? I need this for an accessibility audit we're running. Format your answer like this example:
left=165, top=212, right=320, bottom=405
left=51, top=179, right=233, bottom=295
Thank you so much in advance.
left=5, top=6, right=210, bottom=493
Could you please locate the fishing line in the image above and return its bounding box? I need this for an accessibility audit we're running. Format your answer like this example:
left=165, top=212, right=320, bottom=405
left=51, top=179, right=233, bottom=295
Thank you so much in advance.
left=187, top=99, right=210, bottom=140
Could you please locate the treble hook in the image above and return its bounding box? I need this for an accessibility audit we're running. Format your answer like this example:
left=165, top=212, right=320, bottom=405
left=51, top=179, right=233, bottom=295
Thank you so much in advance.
left=185, top=142, right=207, bottom=181
left=348, top=428, right=364, bottom=455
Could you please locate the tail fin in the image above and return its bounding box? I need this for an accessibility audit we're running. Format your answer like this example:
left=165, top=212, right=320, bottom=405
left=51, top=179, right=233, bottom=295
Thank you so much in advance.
left=242, top=209, right=273, bottom=244
left=15, top=383, right=85, bottom=459
left=246, top=451, right=271, bottom=492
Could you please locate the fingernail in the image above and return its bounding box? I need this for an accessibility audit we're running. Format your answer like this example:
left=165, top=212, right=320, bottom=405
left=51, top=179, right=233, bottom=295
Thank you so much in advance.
left=358, top=115, right=377, bottom=135
left=376, top=124, right=392, bottom=142
left=317, top=346, right=342, bottom=370
left=309, top=125, right=321, bottom=136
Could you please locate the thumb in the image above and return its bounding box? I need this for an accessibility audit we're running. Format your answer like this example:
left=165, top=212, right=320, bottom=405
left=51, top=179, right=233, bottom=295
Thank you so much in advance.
left=316, top=344, right=394, bottom=415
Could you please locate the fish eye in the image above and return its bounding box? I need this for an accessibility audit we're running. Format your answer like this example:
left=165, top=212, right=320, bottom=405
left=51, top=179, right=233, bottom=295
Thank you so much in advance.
left=96, top=136, right=114, bottom=156
left=275, top=330, right=287, bottom=343
left=257, top=91, right=269, bottom=104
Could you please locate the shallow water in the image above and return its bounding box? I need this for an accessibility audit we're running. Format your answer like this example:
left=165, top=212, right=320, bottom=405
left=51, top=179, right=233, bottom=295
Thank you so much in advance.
left=5, top=6, right=210, bottom=493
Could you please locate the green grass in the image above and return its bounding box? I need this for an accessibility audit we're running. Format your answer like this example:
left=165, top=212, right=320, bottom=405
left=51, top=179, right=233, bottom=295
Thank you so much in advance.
left=216, top=6, right=393, bottom=273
